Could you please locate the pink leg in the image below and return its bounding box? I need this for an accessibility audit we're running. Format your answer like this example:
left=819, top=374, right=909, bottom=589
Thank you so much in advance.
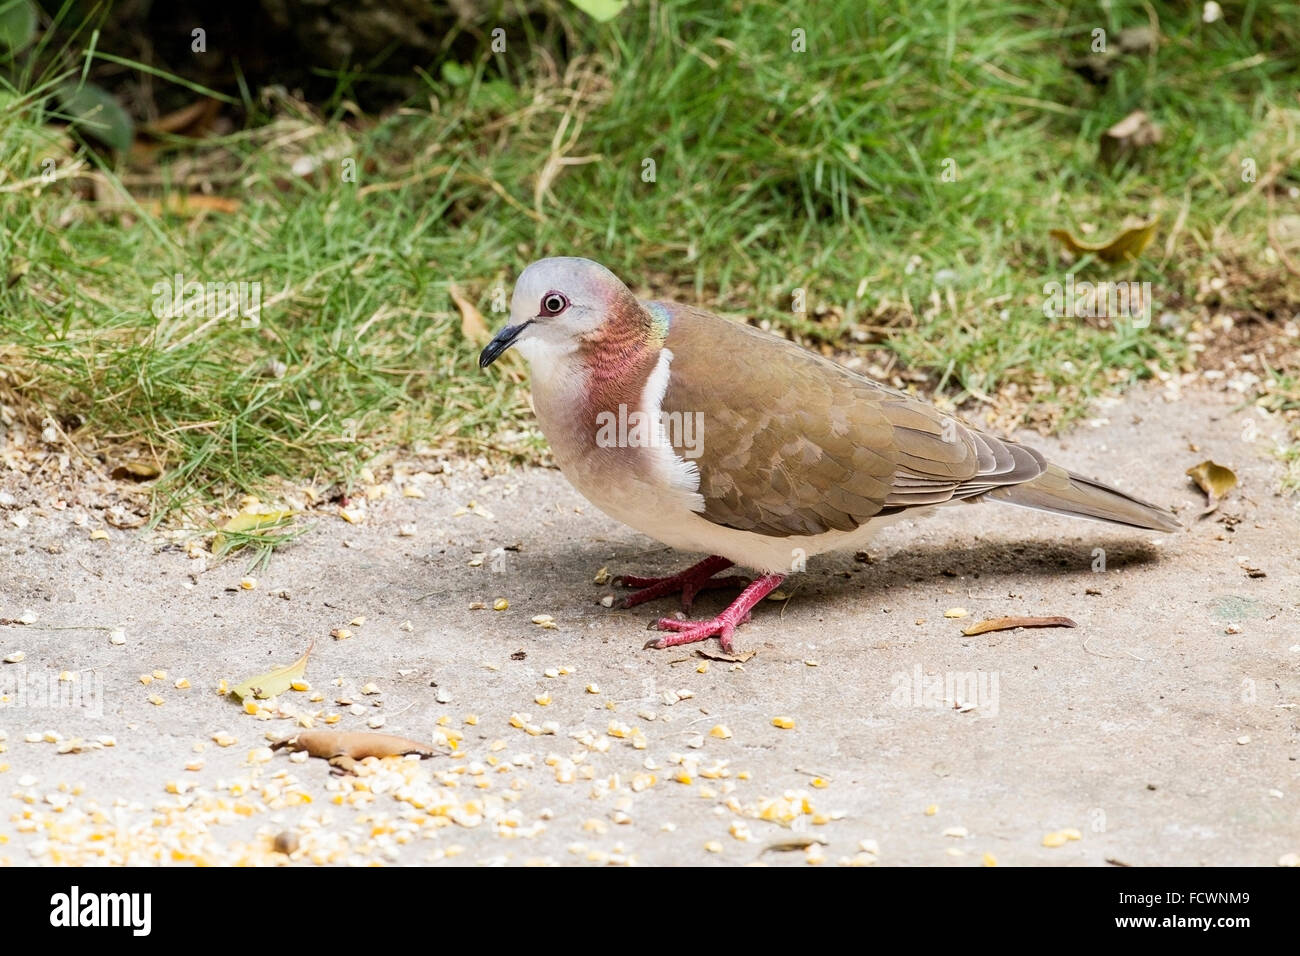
left=646, top=573, right=786, bottom=652
left=614, top=554, right=749, bottom=611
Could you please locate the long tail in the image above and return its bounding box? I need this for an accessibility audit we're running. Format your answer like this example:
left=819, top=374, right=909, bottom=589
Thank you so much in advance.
left=984, top=462, right=1182, bottom=532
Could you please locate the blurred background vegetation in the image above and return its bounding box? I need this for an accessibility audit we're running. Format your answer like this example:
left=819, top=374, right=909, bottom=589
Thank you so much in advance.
left=1, top=0, right=1297, bottom=521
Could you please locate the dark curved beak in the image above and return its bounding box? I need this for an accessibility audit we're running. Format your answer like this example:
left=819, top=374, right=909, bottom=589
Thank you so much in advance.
left=478, top=321, right=531, bottom=368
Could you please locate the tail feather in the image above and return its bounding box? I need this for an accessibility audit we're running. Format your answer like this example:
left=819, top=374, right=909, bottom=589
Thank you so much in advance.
left=984, top=462, right=1181, bottom=532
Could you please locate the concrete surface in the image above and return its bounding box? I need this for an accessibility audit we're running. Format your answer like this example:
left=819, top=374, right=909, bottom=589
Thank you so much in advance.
left=0, top=383, right=1297, bottom=866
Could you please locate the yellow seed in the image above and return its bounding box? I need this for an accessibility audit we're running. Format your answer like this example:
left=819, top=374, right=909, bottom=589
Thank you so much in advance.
left=586, top=683, right=600, bottom=694
left=674, top=770, right=692, bottom=785
left=703, top=840, right=723, bottom=853
left=174, top=678, right=190, bottom=689
left=1042, top=831, right=1068, bottom=848
left=139, top=674, right=153, bottom=686
left=534, top=693, right=552, bottom=706
left=696, top=661, right=710, bottom=674
left=493, top=598, right=509, bottom=611
left=1062, top=828, right=1083, bottom=841
left=240, top=577, right=257, bottom=590
left=811, top=777, right=829, bottom=788
left=149, top=695, right=164, bottom=706
left=153, top=670, right=166, bottom=680
left=983, top=852, right=998, bottom=867
left=350, top=616, right=366, bottom=627
left=924, top=804, right=939, bottom=816
left=89, top=529, right=109, bottom=541
left=593, top=567, right=610, bottom=585
left=772, top=716, right=795, bottom=730
left=944, top=607, right=968, bottom=619
left=464, top=714, right=479, bottom=726
left=331, top=628, right=352, bottom=641
left=709, top=725, right=732, bottom=739
left=290, top=680, right=309, bottom=692
left=243, top=700, right=260, bottom=715
left=212, top=732, right=236, bottom=747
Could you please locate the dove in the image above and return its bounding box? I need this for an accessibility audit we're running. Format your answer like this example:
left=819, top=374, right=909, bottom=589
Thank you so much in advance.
left=479, top=257, right=1181, bottom=651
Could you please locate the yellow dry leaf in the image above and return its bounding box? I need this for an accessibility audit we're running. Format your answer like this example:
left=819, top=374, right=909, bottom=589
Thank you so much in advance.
left=210, top=509, right=294, bottom=554
left=1049, top=217, right=1158, bottom=262
left=229, top=642, right=312, bottom=702
left=1186, top=460, right=1237, bottom=502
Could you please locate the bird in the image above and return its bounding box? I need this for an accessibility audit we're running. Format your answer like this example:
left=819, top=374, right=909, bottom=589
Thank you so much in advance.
left=479, top=257, right=1181, bottom=652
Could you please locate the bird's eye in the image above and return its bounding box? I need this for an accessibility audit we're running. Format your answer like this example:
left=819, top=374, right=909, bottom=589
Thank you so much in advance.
left=540, top=292, right=569, bottom=316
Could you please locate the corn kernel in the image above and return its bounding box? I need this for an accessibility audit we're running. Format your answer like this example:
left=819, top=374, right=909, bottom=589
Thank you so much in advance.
left=771, top=716, right=795, bottom=730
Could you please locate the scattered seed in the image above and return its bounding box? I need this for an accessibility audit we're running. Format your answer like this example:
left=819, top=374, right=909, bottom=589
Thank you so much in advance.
left=943, top=607, right=968, bottom=619
left=493, top=599, right=509, bottom=611
left=772, top=716, right=795, bottom=730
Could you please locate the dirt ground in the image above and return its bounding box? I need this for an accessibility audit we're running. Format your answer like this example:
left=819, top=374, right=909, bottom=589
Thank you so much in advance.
left=0, top=381, right=1297, bottom=866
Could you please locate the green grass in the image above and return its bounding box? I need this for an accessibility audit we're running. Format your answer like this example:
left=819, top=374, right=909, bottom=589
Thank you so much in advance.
left=1, top=0, right=1297, bottom=520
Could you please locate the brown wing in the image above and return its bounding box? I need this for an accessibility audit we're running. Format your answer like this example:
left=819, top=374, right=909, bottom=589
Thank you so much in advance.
left=657, top=303, right=1045, bottom=538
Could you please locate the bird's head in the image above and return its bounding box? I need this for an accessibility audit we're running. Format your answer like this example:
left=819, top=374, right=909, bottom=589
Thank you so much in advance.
left=478, top=257, right=663, bottom=372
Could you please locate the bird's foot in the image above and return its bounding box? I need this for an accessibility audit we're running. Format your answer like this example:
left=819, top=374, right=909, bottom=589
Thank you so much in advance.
left=644, top=573, right=786, bottom=651
left=614, top=554, right=747, bottom=611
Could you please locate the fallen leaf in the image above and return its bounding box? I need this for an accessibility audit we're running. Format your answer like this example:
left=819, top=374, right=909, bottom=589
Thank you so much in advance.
left=761, top=835, right=828, bottom=854
left=111, top=462, right=161, bottom=482
left=1099, top=110, right=1162, bottom=166
left=568, top=0, right=628, bottom=23
left=449, top=282, right=490, bottom=346
left=694, top=648, right=757, bottom=663
left=271, top=730, right=441, bottom=773
left=1050, top=217, right=1158, bottom=262
left=139, top=194, right=241, bottom=217
left=56, top=82, right=134, bottom=153
left=1186, top=459, right=1237, bottom=503
left=1115, top=26, right=1159, bottom=54
left=211, top=509, right=294, bottom=555
left=0, top=0, right=37, bottom=53
left=142, top=99, right=221, bottom=137
left=230, top=642, right=312, bottom=701
left=961, top=616, right=1077, bottom=636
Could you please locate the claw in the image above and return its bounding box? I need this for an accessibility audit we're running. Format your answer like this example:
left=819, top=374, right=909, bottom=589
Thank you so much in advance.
left=641, top=572, right=786, bottom=652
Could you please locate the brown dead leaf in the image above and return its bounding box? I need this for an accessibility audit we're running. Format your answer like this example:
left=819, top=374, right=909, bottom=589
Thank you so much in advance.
left=1100, top=109, right=1162, bottom=166
left=111, top=461, right=161, bottom=482
left=449, top=282, right=490, bottom=346
left=142, top=99, right=221, bottom=138
left=693, top=648, right=757, bottom=663
left=961, top=616, right=1077, bottom=636
left=272, top=731, right=442, bottom=773
left=1050, top=217, right=1158, bottom=262
left=138, top=194, right=241, bottom=217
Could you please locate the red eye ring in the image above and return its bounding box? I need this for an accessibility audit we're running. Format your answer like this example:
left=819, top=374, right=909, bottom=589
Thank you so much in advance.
left=539, top=291, right=569, bottom=316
